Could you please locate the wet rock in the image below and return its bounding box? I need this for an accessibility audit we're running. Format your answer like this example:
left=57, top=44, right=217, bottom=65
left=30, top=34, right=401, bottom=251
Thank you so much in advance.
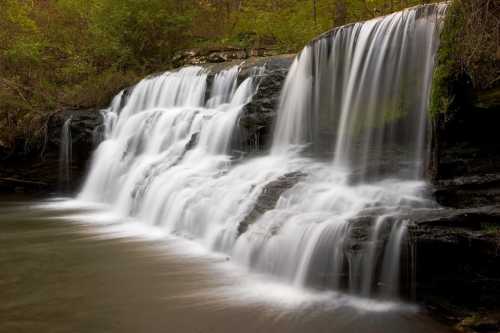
left=237, top=171, right=305, bottom=235
left=433, top=174, right=500, bottom=208
left=426, top=64, right=500, bottom=326
left=0, top=109, right=103, bottom=194
left=185, top=132, right=200, bottom=151
left=429, top=80, right=500, bottom=209
left=402, top=206, right=500, bottom=324
left=333, top=205, right=500, bottom=304
left=235, top=55, right=294, bottom=152
left=48, top=109, right=104, bottom=151
left=196, top=54, right=294, bottom=153
left=457, top=314, right=500, bottom=333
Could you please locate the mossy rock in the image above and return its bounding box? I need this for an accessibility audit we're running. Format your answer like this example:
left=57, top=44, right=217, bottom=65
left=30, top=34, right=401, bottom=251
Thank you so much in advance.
left=429, top=1, right=464, bottom=117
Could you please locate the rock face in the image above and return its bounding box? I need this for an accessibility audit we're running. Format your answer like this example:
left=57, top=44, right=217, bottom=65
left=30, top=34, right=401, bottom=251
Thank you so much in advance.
left=430, top=82, right=500, bottom=208
left=198, top=54, right=294, bottom=152
left=0, top=109, right=103, bottom=194
left=408, top=206, right=500, bottom=332
left=425, top=62, right=500, bottom=330
left=233, top=55, right=294, bottom=152
left=237, top=171, right=305, bottom=235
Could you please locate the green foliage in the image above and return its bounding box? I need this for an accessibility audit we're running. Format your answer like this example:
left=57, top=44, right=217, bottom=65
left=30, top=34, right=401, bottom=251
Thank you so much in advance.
left=430, top=0, right=498, bottom=117
left=429, top=1, right=463, bottom=117
left=90, top=0, right=194, bottom=68
left=0, top=0, right=447, bottom=152
left=0, top=0, right=198, bottom=151
left=481, top=223, right=500, bottom=236
left=230, top=1, right=328, bottom=51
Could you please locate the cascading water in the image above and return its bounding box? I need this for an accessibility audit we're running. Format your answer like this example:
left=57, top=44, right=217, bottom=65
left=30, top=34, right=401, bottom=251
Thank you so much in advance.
left=274, top=4, right=447, bottom=181
left=59, top=116, right=73, bottom=192
left=79, top=3, right=447, bottom=300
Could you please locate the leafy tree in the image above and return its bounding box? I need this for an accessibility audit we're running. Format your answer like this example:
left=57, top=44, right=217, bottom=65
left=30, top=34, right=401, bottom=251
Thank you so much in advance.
left=0, top=0, right=447, bottom=152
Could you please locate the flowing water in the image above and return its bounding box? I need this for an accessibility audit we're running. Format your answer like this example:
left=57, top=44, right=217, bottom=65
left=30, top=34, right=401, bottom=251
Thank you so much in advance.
left=1, top=3, right=453, bottom=332
left=0, top=198, right=452, bottom=333
left=77, top=3, right=446, bottom=299
left=58, top=117, right=73, bottom=191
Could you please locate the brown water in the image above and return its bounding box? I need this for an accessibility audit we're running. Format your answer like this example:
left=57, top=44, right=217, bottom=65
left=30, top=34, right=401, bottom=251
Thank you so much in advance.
left=0, top=198, right=453, bottom=333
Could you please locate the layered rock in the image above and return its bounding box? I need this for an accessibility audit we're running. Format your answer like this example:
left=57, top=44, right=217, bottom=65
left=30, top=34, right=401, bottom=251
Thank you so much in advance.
left=0, top=109, right=103, bottom=194
left=237, top=171, right=305, bottom=235
left=424, top=8, right=500, bottom=328
left=197, top=54, right=294, bottom=152
left=430, top=82, right=500, bottom=208
left=233, top=55, right=294, bottom=152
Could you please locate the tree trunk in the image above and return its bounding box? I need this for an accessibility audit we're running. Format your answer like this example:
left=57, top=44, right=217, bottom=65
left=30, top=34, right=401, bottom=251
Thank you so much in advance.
left=313, top=0, right=318, bottom=25
left=335, top=0, right=347, bottom=26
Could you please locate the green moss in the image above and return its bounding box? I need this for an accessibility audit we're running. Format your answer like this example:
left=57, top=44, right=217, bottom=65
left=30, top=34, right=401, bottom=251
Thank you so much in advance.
left=481, top=223, right=500, bottom=236
left=429, top=1, right=464, bottom=117
left=430, top=0, right=498, bottom=117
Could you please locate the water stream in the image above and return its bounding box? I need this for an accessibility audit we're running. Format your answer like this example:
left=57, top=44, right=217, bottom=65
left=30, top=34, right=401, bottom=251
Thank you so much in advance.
left=58, top=116, right=73, bottom=192
left=76, top=3, right=447, bottom=301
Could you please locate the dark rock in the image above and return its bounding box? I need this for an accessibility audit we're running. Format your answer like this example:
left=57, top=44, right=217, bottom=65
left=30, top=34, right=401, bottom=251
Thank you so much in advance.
left=400, top=206, right=500, bottom=325
left=425, top=25, right=500, bottom=326
left=47, top=109, right=104, bottom=153
left=237, top=171, right=305, bottom=235
left=0, top=109, right=103, bottom=194
left=429, top=80, right=500, bottom=208
left=326, top=205, right=500, bottom=304
left=185, top=54, right=294, bottom=154
left=198, top=54, right=294, bottom=153
left=433, top=174, right=500, bottom=208
left=235, top=55, right=294, bottom=152
left=185, top=132, right=199, bottom=151
left=457, top=314, right=500, bottom=333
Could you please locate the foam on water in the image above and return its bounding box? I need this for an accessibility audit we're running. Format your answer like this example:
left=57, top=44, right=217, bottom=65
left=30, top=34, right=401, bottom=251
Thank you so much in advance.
left=36, top=199, right=417, bottom=313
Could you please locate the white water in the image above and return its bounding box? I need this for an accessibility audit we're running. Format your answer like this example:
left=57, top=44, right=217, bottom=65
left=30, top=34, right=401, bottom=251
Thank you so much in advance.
left=78, top=4, right=446, bottom=300
left=59, top=116, right=73, bottom=191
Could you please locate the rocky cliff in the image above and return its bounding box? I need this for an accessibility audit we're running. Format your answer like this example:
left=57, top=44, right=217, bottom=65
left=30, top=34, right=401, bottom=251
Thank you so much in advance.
left=417, top=1, right=500, bottom=327
left=421, top=82, right=500, bottom=332
left=0, top=109, right=103, bottom=194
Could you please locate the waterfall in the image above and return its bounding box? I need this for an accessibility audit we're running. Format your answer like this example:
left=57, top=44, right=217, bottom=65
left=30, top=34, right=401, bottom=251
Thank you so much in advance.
left=59, top=116, right=73, bottom=192
left=78, top=4, right=446, bottom=300
left=273, top=4, right=447, bottom=181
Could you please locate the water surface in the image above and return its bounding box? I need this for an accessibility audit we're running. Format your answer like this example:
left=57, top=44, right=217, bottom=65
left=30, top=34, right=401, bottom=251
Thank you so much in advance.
left=0, top=198, right=452, bottom=333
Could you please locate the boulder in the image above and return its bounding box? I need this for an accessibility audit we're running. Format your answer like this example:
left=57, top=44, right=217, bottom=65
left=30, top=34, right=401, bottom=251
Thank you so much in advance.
left=235, top=55, right=294, bottom=152
left=237, top=171, right=305, bottom=235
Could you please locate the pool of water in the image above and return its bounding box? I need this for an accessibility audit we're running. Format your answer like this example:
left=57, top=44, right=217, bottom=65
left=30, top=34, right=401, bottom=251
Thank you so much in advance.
left=0, top=197, right=453, bottom=333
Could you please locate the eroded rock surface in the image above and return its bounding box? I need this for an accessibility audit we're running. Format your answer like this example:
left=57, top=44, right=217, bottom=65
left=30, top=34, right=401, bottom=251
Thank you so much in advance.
left=237, top=171, right=305, bottom=235
left=0, top=109, right=103, bottom=194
